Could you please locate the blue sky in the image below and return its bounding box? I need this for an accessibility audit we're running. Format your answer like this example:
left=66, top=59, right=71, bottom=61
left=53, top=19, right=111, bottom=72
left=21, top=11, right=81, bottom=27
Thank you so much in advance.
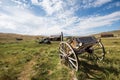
left=0, top=0, right=120, bottom=36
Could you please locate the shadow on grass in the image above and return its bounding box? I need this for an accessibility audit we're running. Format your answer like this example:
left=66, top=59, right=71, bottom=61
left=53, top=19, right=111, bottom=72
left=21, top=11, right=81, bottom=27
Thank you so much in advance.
left=76, top=60, right=119, bottom=80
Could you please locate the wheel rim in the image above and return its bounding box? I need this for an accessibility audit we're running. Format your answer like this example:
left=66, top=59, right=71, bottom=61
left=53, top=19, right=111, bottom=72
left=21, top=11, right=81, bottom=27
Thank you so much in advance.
left=59, top=42, right=78, bottom=71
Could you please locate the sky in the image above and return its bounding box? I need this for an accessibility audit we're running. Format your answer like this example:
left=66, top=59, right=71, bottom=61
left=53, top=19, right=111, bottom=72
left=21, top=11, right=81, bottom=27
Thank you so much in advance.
left=0, top=0, right=120, bottom=36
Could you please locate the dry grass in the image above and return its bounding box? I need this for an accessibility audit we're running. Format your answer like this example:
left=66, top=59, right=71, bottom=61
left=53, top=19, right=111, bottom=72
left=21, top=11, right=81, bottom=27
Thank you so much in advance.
left=0, top=32, right=120, bottom=80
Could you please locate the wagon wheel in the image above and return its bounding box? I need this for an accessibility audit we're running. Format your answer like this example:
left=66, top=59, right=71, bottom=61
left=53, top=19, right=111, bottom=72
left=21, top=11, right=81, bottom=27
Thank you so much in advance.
left=90, top=40, right=105, bottom=62
left=59, top=42, right=79, bottom=71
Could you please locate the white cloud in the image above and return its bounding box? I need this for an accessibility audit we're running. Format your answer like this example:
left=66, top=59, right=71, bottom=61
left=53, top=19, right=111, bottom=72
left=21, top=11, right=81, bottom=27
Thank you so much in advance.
left=81, top=0, right=112, bottom=8
left=0, top=1, right=2, bottom=4
left=116, top=2, right=120, bottom=7
left=0, top=0, right=120, bottom=36
left=39, top=0, right=64, bottom=15
left=93, top=0, right=111, bottom=7
left=0, top=13, right=17, bottom=30
left=31, top=0, right=38, bottom=4
left=31, top=0, right=78, bottom=16
left=106, top=1, right=120, bottom=9
left=77, top=11, right=120, bottom=29
left=1, top=9, right=118, bottom=35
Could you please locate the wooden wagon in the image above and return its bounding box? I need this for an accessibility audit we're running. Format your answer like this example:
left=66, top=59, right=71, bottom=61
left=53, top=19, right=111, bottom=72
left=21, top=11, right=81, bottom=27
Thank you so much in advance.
left=59, top=34, right=105, bottom=71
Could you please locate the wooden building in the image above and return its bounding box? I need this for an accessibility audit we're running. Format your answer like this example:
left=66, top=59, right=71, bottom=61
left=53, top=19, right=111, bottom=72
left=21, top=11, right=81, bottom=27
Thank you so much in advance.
left=101, top=33, right=114, bottom=37
left=16, top=38, right=23, bottom=41
left=49, top=35, right=61, bottom=41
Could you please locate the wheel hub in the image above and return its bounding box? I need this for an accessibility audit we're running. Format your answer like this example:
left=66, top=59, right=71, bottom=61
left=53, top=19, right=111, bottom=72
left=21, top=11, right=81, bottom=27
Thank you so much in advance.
left=63, top=54, right=68, bottom=60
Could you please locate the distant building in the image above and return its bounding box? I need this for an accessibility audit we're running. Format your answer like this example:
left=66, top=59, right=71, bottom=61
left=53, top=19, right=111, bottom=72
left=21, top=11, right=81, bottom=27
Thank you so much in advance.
left=16, top=38, right=23, bottom=41
left=101, top=33, right=114, bottom=37
left=49, top=35, right=61, bottom=41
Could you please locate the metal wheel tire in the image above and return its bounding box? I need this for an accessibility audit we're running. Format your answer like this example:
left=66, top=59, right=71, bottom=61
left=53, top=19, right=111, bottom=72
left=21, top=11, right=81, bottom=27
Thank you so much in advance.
left=59, top=42, right=79, bottom=71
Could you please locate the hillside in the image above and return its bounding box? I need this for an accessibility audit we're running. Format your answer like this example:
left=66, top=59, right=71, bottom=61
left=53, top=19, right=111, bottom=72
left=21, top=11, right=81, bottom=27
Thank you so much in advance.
left=93, top=30, right=120, bottom=37
left=0, top=33, right=43, bottom=43
left=0, top=30, right=120, bottom=40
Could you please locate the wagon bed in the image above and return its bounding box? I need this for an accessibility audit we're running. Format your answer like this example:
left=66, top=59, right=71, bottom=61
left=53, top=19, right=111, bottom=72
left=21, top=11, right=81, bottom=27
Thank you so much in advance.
left=76, top=36, right=97, bottom=45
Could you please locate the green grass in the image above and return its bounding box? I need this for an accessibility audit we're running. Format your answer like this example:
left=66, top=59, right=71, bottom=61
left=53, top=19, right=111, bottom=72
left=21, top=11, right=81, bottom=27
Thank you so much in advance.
left=0, top=38, right=120, bottom=80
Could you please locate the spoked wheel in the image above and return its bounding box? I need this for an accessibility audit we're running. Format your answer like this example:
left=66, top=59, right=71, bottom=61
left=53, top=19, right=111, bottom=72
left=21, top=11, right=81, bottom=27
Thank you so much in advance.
left=59, top=42, right=79, bottom=71
left=90, top=40, right=105, bottom=62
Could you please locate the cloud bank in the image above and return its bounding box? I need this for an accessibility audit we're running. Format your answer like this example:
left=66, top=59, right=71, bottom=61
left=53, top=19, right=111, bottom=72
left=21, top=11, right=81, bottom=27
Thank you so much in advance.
left=0, top=0, right=120, bottom=36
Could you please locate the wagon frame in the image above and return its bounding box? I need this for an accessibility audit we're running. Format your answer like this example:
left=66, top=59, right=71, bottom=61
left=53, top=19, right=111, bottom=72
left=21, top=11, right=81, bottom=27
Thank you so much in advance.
left=59, top=33, right=106, bottom=71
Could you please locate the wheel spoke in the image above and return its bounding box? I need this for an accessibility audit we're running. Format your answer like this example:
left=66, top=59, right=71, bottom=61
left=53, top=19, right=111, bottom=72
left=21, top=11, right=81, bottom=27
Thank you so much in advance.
left=94, top=48, right=102, bottom=50
left=60, top=49, right=66, bottom=55
left=59, top=53, right=64, bottom=57
left=68, top=51, right=73, bottom=56
left=98, top=57, right=103, bottom=61
left=60, top=45, right=65, bottom=51
left=69, top=59, right=77, bottom=69
left=68, top=57, right=77, bottom=62
left=69, top=63, right=74, bottom=69
left=93, top=44, right=99, bottom=48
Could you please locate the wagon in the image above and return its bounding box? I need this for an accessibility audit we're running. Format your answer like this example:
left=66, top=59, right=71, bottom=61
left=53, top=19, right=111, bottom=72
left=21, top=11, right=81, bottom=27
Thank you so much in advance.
left=39, top=38, right=51, bottom=44
left=59, top=33, right=105, bottom=71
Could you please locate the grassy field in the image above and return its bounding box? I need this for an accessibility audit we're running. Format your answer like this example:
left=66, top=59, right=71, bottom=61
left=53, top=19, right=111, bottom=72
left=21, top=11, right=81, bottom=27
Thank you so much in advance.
left=0, top=37, right=120, bottom=80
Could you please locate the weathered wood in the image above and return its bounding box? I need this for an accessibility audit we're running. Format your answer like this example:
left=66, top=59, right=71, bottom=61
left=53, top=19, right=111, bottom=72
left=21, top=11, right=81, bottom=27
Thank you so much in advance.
left=59, top=35, right=106, bottom=71
left=49, top=35, right=61, bottom=41
left=101, top=33, right=114, bottom=37
left=69, top=36, right=97, bottom=50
